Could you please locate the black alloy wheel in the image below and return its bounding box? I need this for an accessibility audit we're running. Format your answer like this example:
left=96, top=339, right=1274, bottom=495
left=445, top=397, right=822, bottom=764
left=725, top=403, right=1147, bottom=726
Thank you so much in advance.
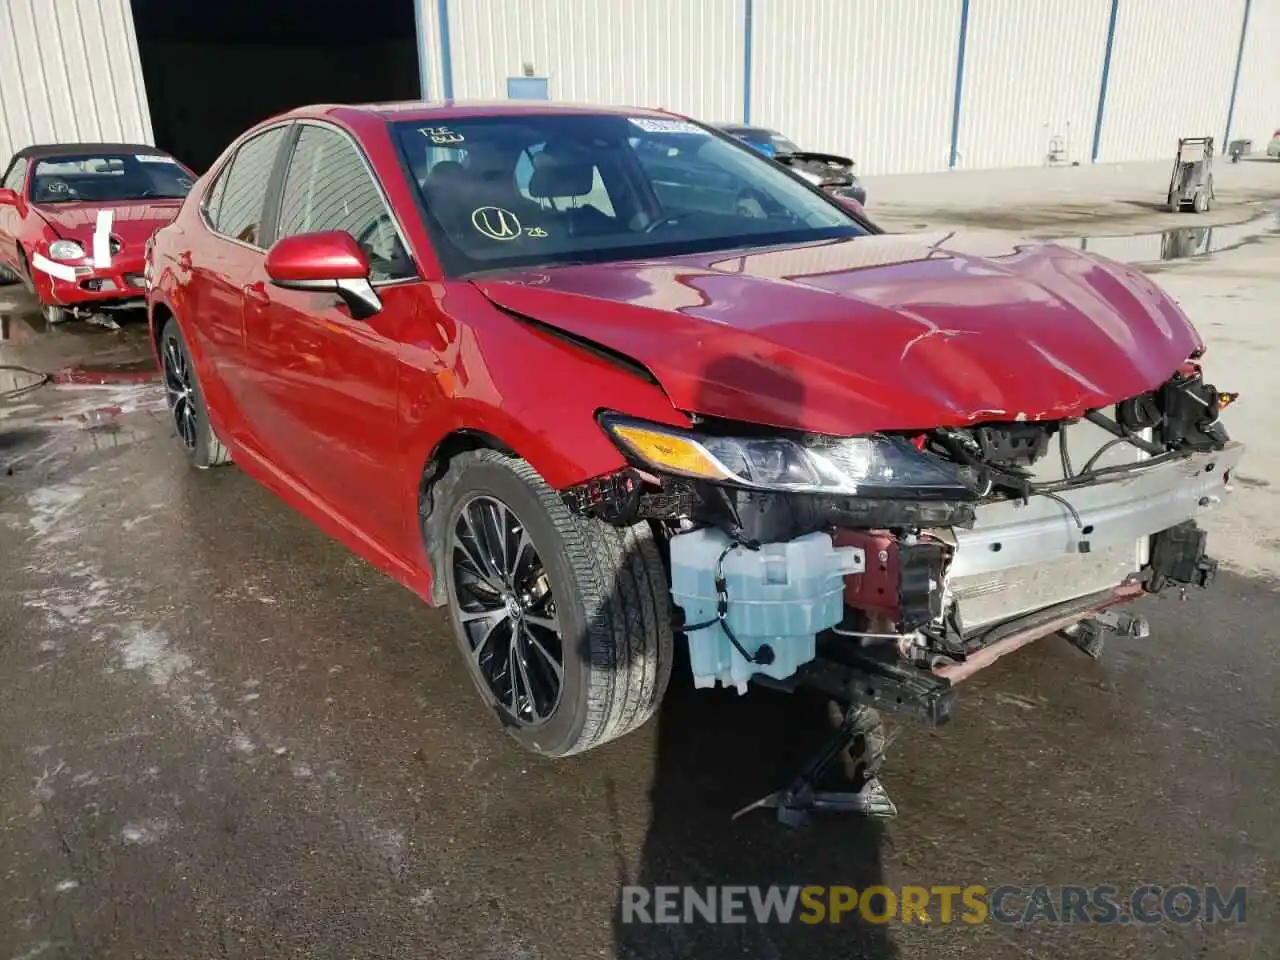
left=162, top=331, right=198, bottom=451
left=450, top=494, right=564, bottom=726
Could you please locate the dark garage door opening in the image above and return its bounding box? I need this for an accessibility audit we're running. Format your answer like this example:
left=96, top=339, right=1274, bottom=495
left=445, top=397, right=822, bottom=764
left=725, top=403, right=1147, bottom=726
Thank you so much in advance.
left=130, top=0, right=421, bottom=173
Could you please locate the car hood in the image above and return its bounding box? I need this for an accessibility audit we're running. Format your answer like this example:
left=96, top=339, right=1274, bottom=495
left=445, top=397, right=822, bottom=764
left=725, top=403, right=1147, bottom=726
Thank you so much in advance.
left=472, top=233, right=1204, bottom=436
left=34, top=199, right=183, bottom=249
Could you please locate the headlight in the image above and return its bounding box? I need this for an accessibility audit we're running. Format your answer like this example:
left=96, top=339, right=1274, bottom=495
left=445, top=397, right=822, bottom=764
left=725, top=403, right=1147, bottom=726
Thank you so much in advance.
left=47, top=240, right=86, bottom=262
left=600, top=415, right=975, bottom=499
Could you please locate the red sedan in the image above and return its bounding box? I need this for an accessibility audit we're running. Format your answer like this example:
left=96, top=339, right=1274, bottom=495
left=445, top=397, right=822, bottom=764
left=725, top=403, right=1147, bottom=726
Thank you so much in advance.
left=144, top=102, right=1240, bottom=785
left=0, top=142, right=196, bottom=323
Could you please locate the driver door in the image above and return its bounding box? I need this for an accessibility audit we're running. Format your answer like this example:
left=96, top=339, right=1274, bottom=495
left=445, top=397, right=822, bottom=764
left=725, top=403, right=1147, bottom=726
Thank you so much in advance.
left=240, top=122, right=422, bottom=556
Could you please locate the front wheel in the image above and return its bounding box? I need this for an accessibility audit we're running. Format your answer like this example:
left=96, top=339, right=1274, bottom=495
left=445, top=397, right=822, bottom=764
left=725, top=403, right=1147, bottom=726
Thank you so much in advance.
left=159, top=317, right=231, bottom=468
left=431, top=450, right=674, bottom=758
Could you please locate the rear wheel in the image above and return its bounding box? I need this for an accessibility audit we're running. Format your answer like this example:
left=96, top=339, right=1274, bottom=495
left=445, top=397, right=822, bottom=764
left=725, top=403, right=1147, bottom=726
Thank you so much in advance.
left=431, top=449, right=673, bottom=758
left=1192, top=189, right=1210, bottom=214
left=159, top=317, right=231, bottom=468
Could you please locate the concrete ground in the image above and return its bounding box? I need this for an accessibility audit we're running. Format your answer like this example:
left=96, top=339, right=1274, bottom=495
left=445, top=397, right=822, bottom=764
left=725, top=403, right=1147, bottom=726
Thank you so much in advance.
left=2, top=164, right=1279, bottom=959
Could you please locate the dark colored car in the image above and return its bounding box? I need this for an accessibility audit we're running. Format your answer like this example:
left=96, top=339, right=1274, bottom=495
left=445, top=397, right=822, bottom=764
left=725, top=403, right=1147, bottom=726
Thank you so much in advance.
left=716, top=123, right=868, bottom=206
left=0, top=143, right=196, bottom=323
left=144, top=102, right=1239, bottom=795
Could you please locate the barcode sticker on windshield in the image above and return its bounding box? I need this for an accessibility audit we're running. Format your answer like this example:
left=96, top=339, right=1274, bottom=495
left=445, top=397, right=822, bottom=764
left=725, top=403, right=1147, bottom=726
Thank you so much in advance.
left=135, top=154, right=172, bottom=163
left=628, top=118, right=708, bottom=136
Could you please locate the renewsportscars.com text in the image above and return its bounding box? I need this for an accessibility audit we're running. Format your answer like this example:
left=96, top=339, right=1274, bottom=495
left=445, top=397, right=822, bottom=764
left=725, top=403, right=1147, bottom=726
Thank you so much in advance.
left=619, top=884, right=1248, bottom=926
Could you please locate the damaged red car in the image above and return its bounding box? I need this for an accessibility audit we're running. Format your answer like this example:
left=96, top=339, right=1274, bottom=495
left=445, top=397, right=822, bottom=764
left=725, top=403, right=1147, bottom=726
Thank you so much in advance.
left=144, top=102, right=1241, bottom=818
left=0, top=143, right=196, bottom=323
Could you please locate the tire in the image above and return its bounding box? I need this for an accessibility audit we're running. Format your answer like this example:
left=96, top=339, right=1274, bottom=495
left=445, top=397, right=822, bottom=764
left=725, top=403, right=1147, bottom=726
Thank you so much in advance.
left=0, top=261, right=18, bottom=285
left=430, top=449, right=673, bottom=758
left=1192, top=189, right=1209, bottom=214
left=159, top=317, right=231, bottom=468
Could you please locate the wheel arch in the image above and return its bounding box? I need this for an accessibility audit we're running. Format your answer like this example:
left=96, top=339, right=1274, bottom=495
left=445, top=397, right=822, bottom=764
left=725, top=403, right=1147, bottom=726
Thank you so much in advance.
left=418, top=427, right=538, bottom=605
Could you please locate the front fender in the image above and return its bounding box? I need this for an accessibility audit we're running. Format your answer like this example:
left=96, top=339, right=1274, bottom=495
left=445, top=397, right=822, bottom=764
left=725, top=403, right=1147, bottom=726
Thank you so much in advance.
left=399, top=283, right=687, bottom=505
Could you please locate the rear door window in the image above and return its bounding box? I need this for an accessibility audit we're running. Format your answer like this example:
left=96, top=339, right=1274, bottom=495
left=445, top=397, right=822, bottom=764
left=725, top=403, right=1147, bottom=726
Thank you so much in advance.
left=276, top=124, right=415, bottom=282
left=213, top=126, right=288, bottom=247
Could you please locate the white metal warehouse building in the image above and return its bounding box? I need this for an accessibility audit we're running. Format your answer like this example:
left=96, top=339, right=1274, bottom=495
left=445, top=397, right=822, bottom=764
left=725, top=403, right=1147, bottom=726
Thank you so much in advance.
left=1, top=0, right=1277, bottom=176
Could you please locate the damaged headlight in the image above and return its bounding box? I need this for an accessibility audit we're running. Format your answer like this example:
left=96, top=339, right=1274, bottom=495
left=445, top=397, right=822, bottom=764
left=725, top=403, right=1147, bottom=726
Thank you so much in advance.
left=47, top=240, right=86, bottom=262
left=600, top=414, right=975, bottom=499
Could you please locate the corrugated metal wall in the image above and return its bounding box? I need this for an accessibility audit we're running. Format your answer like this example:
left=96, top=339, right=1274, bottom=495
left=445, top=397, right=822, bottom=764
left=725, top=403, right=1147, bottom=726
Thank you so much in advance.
left=1095, top=0, right=1244, bottom=162
left=0, top=0, right=153, bottom=166
left=956, top=0, right=1111, bottom=169
left=442, top=0, right=743, bottom=122
left=1231, top=0, right=1280, bottom=147
left=750, top=0, right=961, bottom=175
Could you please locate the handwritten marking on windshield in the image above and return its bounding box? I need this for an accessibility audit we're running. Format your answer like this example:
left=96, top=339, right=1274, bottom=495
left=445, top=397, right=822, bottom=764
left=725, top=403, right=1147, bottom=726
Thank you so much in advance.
left=472, top=207, right=522, bottom=241
left=420, top=126, right=465, bottom=145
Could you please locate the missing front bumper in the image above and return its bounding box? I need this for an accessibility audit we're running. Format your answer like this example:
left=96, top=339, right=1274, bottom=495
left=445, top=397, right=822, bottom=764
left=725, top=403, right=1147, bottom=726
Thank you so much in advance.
left=941, top=443, right=1242, bottom=628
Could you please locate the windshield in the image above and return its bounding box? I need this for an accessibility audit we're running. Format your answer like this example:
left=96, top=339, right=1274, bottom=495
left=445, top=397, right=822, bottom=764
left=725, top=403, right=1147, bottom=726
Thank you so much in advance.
left=30, top=152, right=194, bottom=204
left=393, top=114, right=865, bottom=275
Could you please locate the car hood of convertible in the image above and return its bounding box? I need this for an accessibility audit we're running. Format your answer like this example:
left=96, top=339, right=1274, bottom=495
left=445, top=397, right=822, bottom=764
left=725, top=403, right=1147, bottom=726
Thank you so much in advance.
left=472, top=232, right=1204, bottom=436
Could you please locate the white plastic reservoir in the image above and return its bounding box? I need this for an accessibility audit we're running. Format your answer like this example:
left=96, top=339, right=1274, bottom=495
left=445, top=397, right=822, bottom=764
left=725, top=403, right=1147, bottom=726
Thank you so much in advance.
left=669, top=527, right=865, bottom=694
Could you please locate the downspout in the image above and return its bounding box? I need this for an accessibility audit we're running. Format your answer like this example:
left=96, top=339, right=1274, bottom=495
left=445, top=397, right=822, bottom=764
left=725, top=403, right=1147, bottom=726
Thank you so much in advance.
left=436, top=0, right=455, bottom=100
left=742, top=0, right=754, bottom=124
left=413, top=0, right=430, bottom=99
left=1090, top=0, right=1120, bottom=162
left=947, top=0, right=970, bottom=169
left=1223, top=0, right=1252, bottom=147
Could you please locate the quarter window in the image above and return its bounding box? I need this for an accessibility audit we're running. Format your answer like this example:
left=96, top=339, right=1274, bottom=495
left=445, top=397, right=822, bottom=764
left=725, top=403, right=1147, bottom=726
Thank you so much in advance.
left=3, top=158, right=27, bottom=193
left=277, top=125, right=414, bottom=282
left=213, top=126, right=287, bottom=247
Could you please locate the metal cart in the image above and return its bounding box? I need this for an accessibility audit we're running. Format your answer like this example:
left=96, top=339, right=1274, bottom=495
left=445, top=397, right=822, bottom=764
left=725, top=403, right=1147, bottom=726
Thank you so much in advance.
left=1167, top=137, right=1215, bottom=213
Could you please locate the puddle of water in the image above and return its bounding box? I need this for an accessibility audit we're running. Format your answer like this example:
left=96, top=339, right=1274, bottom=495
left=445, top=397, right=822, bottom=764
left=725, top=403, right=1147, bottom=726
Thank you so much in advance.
left=52, top=358, right=159, bottom=386
left=1048, top=210, right=1280, bottom=265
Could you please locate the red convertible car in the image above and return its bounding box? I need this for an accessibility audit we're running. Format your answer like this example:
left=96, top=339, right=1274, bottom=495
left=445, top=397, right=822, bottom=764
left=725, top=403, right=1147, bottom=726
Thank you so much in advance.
left=0, top=142, right=196, bottom=323
left=144, top=102, right=1240, bottom=806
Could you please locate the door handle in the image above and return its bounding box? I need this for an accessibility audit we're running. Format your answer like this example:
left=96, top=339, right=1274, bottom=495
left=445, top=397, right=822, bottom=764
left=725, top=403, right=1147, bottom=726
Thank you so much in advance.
left=242, top=282, right=270, bottom=305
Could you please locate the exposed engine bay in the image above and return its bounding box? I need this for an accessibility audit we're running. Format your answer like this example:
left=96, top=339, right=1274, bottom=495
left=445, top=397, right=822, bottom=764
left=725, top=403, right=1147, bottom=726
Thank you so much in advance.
left=566, top=362, right=1241, bottom=716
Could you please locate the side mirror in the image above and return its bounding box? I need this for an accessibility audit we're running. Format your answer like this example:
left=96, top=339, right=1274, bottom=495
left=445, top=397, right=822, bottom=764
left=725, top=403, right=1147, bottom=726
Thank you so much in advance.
left=264, top=230, right=382, bottom=319
left=0, top=187, right=18, bottom=206
left=832, top=194, right=866, bottom=218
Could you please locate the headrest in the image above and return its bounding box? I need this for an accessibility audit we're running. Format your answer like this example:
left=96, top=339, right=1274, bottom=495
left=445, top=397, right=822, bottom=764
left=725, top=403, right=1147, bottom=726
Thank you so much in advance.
left=424, top=160, right=468, bottom=190
left=526, top=150, right=594, bottom=199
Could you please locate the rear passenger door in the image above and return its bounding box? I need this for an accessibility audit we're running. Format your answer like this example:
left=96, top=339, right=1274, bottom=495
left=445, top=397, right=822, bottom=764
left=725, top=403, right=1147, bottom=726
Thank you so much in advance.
left=241, top=121, right=421, bottom=555
left=189, top=124, right=291, bottom=442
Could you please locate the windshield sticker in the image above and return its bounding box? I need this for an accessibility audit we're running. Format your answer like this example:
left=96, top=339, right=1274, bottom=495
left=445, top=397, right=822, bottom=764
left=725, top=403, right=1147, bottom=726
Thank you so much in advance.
left=420, top=126, right=465, bottom=145
left=135, top=154, right=173, bottom=163
left=628, top=118, right=708, bottom=136
left=472, top=206, right=523, bottom=241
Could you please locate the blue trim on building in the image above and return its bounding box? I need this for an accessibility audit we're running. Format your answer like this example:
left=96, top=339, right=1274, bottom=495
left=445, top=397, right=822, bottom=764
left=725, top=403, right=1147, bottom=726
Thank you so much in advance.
left=947, top=0, right=970, bottom=169
left=1223, top=0, right=1252, bottom=146
left=436, top=0, right=454, bottom=101
left=742, top=0, right=754, bottom=124
left=413, top=0, right=430, bottom=99
left=1090, top=0, right=1120, bottom=162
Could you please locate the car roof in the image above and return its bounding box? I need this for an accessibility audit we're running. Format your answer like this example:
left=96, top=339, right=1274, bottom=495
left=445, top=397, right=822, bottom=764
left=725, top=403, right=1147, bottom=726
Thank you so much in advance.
left=11, top=142, right=173, bottom=162
left=279, top=99, right=691, bottom=126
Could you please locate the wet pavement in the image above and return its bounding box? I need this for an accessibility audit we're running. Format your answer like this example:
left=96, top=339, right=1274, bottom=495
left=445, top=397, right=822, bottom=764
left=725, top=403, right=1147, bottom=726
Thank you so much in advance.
left=2, top=258, right=1279, bottom=959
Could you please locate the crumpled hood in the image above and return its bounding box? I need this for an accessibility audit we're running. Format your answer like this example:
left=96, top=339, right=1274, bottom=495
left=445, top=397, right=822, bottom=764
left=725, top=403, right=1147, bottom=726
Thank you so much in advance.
left=473, top=233, right=1204, bottom=436
left=34, top=199, right=183, bottom=252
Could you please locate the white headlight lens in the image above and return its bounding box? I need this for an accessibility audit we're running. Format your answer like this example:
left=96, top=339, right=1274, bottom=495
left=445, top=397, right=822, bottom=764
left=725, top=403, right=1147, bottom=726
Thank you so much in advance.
left=48, top=240, right=86, bottom=261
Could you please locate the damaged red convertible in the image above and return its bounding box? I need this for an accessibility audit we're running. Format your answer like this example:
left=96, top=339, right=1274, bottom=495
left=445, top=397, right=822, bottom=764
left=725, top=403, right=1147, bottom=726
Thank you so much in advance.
left=144, top=102, right=1241, bottom=820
